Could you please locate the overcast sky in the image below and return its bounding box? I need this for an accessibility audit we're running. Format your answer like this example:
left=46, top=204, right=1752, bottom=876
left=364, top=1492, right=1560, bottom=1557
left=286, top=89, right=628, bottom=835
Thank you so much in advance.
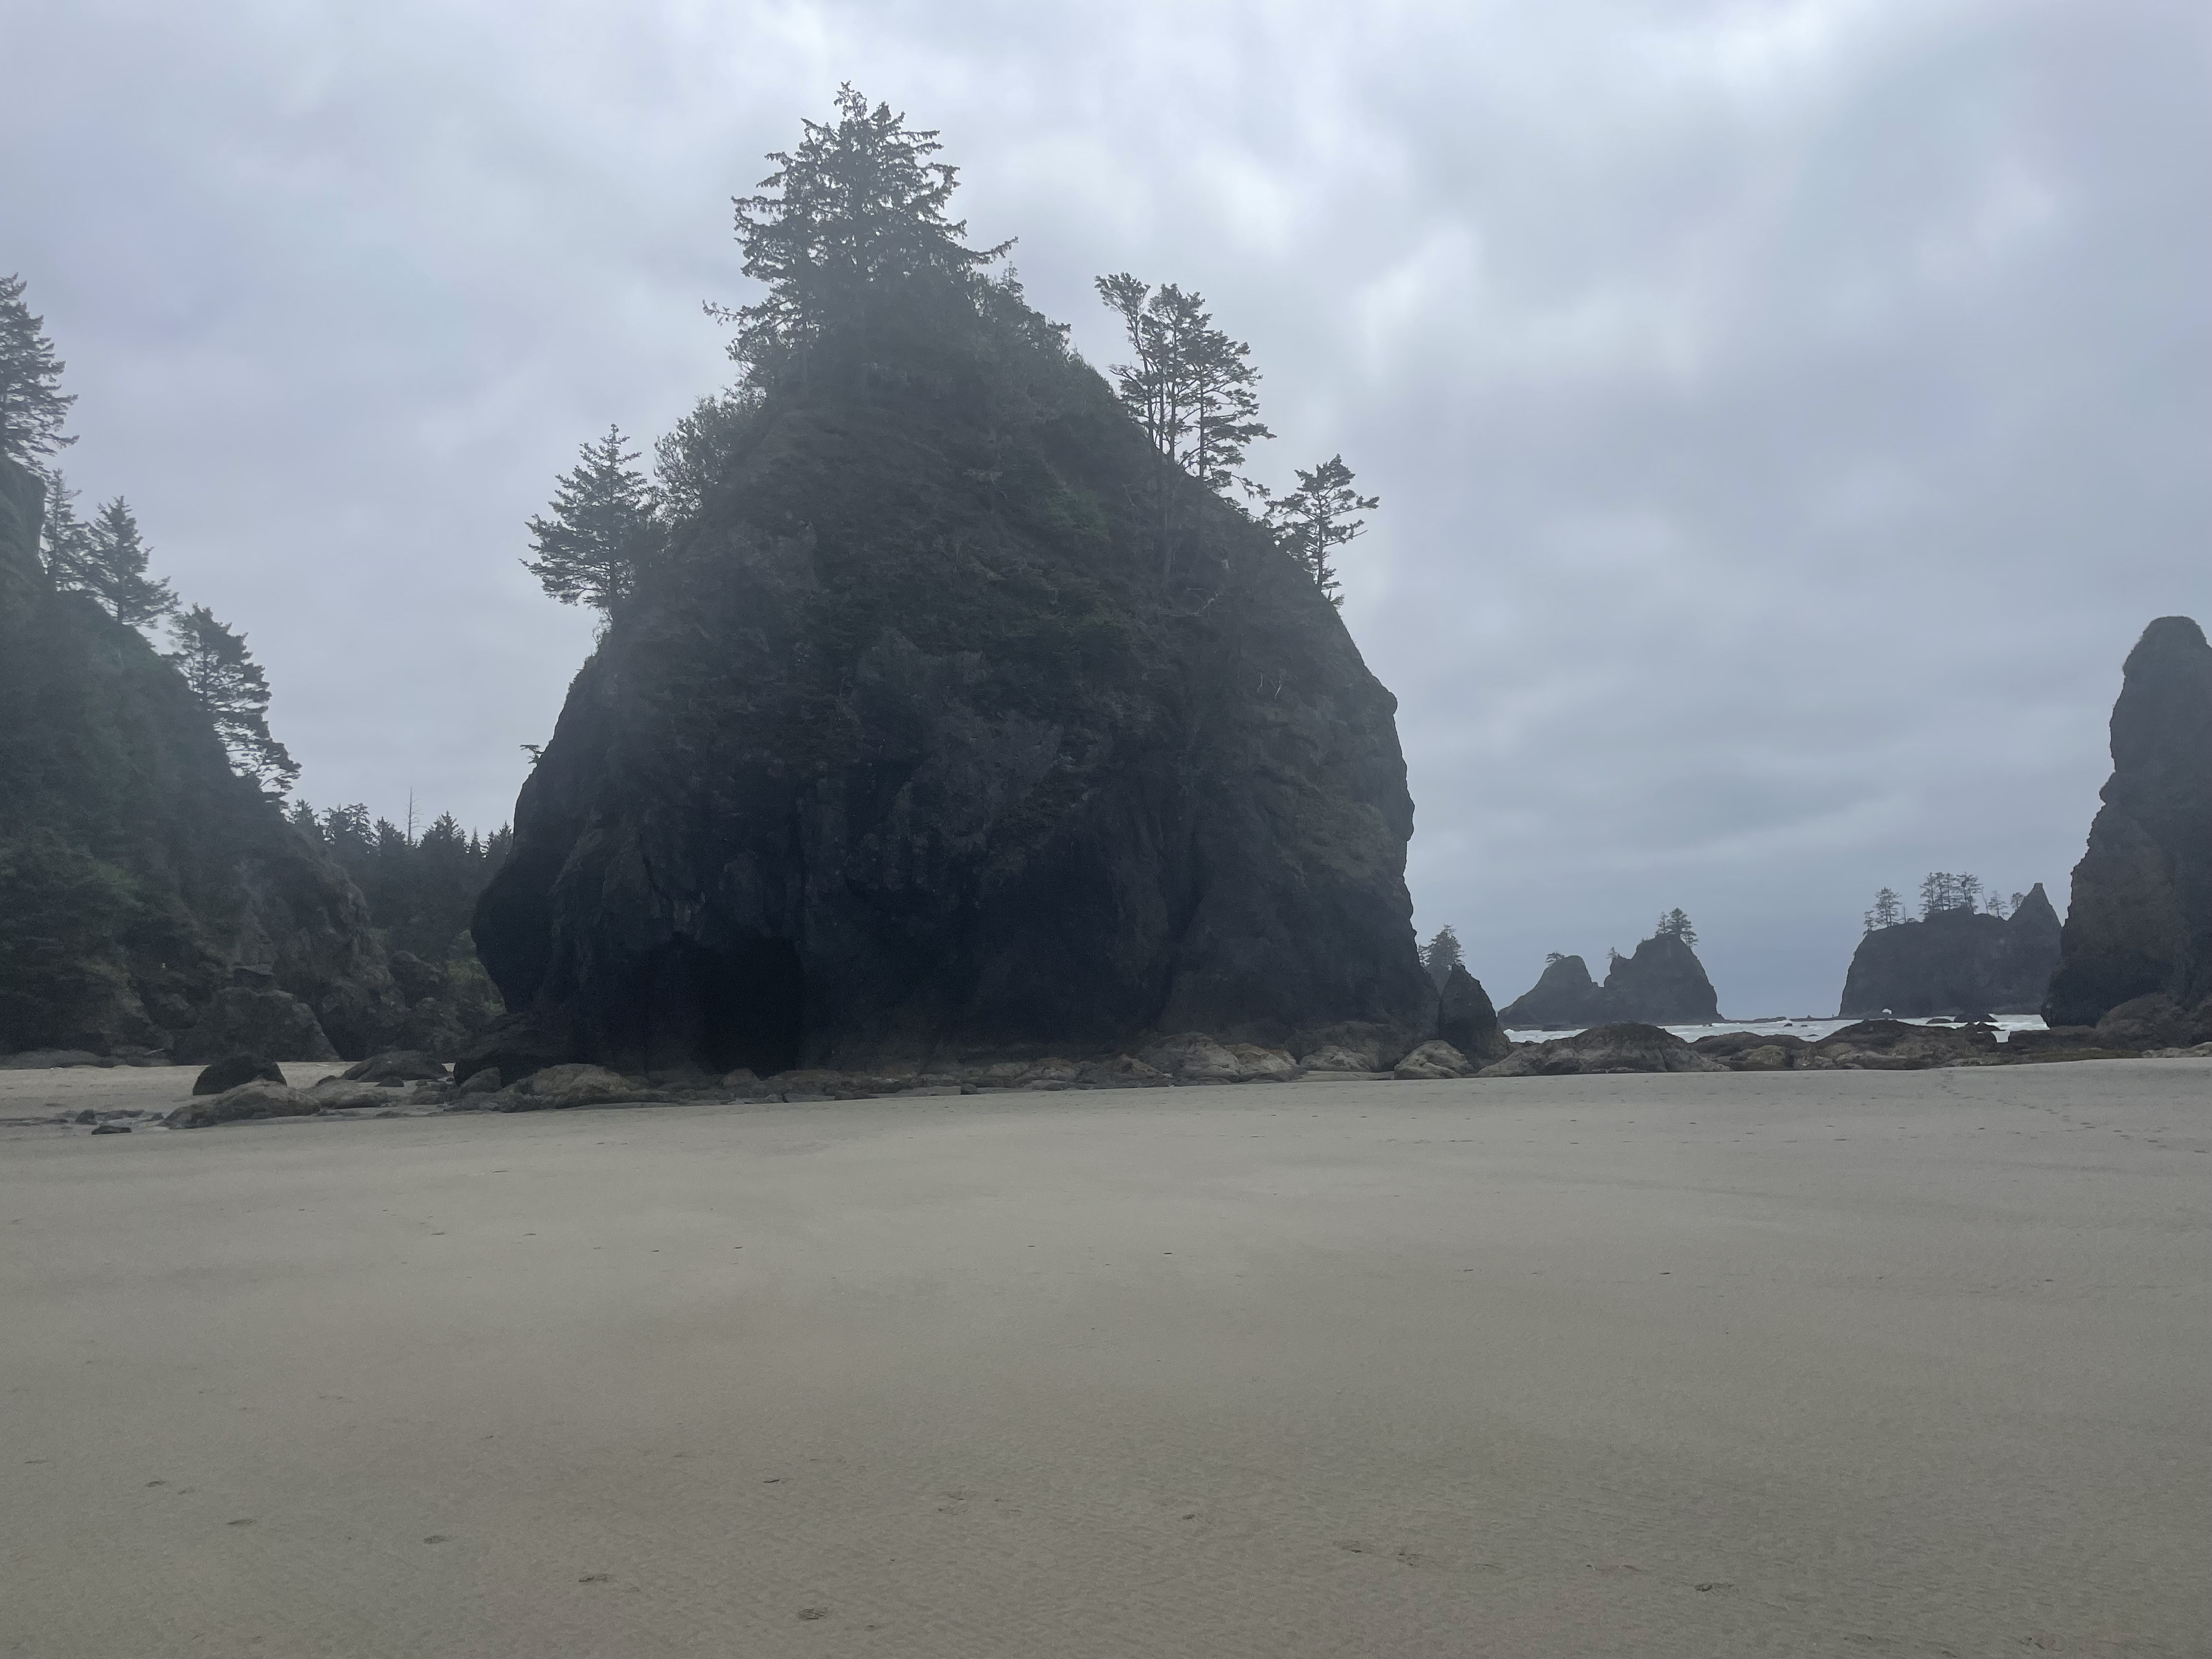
left=6, top=0, right=2209, bottom=1017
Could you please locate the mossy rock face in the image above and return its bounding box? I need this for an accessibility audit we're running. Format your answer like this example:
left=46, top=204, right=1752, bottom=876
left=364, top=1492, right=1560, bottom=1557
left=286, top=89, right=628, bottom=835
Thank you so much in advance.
left=476, top=284, right=1431, bottom=1074
left=0, top=458, right=407, bottom=1059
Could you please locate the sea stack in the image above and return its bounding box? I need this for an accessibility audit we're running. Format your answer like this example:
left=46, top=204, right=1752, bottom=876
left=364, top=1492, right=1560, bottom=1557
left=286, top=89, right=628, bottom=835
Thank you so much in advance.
left=2043, top=616, right=2212, bottom=1026
left=473, top=278, right=1430, bottom=1074
left=1498, top=930, right=1720, bottom=1029
left=1838, top=884, right=2060, bottom=1018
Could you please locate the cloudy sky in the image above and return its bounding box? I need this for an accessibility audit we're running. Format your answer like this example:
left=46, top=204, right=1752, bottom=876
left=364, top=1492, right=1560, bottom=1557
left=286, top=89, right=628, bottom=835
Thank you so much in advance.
left=6, top=0, right=2208, bottom=1016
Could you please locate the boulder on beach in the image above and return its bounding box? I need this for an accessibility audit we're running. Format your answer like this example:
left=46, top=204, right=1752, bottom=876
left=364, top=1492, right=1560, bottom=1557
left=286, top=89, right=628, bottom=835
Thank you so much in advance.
left=492, top=1064, right=661, bottom=1112
left=342, top=1049, right=449, bottom=1085
left=1392, top=1040, right=1473, bottom=1080
left=2045, top=617, right=2212, bottom=1027
left=167, top=1081, right=317, bottom=1128
left=191, top=1053, right=284, bottom=1096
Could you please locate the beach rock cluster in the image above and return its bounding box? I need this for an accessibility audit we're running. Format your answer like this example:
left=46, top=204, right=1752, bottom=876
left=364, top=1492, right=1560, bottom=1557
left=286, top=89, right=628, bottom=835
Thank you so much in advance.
left=2045, top=617, right=2212, bottom=1028
left=1839, top=885, right=2062, bottom=1018
left=1497, top=932, right=1720, bottom=1030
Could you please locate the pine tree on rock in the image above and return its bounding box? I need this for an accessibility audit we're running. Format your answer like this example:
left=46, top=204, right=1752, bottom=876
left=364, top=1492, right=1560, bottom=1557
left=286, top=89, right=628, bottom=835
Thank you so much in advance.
left=715, top=84, right=1012, bottom=384
left=165, top=604, right=298, bottom=793
left=1655, top=907, right=1697, bottom=946
left=76, top=498, right=176, bottom=629
left=1420, top=924, right=1465, bottom=988
left=0, top=273, right=76, bottom=471
left=1261, top=455, right=1378, bottom=606
left=524, top=426, right=657, bottom=616
left=36, top=470, right=94, bottom=588
left=1096, top=274, right=1271, bottom=580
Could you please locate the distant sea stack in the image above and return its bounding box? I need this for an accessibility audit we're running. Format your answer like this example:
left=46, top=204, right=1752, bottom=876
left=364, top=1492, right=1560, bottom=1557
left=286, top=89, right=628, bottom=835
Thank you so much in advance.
left=2044, top=617, right=2212, bottom=1026
left=0, top=457, right=408, bottom=1060
left=1497, top=930, right=1720, bottom=1029
left=1838, top=885, right=2060, bottom=1018
left=473, top=275, right=1430, bottom=1076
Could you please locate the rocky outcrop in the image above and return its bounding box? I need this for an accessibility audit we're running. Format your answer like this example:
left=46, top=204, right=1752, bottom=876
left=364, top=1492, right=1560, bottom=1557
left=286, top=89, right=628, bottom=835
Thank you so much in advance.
left=1497, top=955, right=1609, bottom=1029
left=1498, top=933, right=1720, bottom=1029
left=0, top=456, right=409, bottom=1060
left=1479, top=1022, right=1720, bottom=1077
left=2045, top=617, right=2212, bottom=1026
left=1435, top=964, right=1510, bottom=1062
left=1838, top=885, right=2060, bottom=1018
left=475, top=278, right=1430, bottom=1076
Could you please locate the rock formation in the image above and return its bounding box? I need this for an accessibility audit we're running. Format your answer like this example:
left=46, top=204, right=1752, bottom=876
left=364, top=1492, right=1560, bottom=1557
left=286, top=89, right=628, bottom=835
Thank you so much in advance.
left=2044, top=617, right=2212, bottom=1028
left=0, top=456, right=409, bottom=1059
left=473, top=275, right=1431, bottom=1075
left=1837, top=884, right=2061, bottom=1017
left=1497, top=932, right=1720, bottom=1029
left=1435, top=963, right=1510, bottom=1062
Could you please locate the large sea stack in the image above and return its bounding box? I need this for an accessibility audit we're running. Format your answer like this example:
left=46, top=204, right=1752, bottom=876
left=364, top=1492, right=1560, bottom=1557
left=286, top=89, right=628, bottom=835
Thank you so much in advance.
left=473, top=183, right=1429, bottom=1075
left=1837, top=884, right=2060, bottom=1018
left=0, top=457, right=407, bottom=1059
left=2043, top=617, right=2212, bottom=1026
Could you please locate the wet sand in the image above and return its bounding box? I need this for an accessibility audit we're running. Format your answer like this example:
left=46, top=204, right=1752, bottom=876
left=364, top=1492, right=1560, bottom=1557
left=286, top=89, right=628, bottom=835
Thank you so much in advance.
left=4, top=1062, right=2208, bottom=1656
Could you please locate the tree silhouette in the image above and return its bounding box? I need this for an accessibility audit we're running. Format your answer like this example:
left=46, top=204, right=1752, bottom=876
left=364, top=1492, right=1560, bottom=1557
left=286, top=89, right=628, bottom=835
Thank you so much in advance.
left=1260, top=455, right=1378, bottom=606
left=1420, top=924, right=1465, bottom=988
left=524, top=425, right=657, bottom=616
left=0, top=273, right=75, bottom=471
left=166, top=605, right=297, bottom=793
left=70, top=498, right=176, bottom=630
left=715, top=84, right=1010, bottom=385
left=1654, top=908, right=1697, bottom=946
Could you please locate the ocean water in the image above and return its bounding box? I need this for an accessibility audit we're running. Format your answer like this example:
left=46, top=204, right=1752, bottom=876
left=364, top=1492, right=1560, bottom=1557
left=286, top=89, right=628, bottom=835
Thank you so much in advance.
left=1502, top=1014, right=2051, bottom=1046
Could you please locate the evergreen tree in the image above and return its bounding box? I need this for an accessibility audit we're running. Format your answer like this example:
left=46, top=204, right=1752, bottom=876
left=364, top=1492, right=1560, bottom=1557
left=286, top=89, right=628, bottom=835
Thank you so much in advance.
left=36, top=470, right=94, bottom=587
left=1655, top=907, right=1697, bottom=946
left=652, top=389, right=759, bottom=523
left=165, top=605, right=298, bottom=793
left=1917, top=872, right=1982, bottom=918
left=1260, top=455, right=1378, bottom=606
left=0, top=273, right=76, bottom=471
left=714, top=84, right=1011, bottom=384
left=76, top=498, right=176, bottom=629
left=1864, top=887, right=1905, bottom=932
left=523, top=425, right=657, bottom=616
left=293, top=799, right=513, bottom=964
left=1420, top=924, right=1465, bottom=989
left=1096, top=273, right=1272, bottom=579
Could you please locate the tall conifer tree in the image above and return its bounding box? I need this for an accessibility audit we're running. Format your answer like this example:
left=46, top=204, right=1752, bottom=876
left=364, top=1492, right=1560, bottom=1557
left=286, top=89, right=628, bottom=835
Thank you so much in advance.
left=1261, top=455, right=1379, bottom=607
left=165, top=604, right=297, bottom=793
left=76, top=497, right=177, bottom=629
left=523, top=426, right=657, bottom=616
left=0, top=273, right=75, bottom=471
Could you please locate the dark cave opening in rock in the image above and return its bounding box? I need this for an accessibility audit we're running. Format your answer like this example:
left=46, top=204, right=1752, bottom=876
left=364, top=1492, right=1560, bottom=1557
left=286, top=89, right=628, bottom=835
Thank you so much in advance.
left=639, top=938, right=805, bottom=1077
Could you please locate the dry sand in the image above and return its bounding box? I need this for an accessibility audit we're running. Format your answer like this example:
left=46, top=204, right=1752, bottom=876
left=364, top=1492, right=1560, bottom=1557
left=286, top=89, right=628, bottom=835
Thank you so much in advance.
left=3, top=1062, right=2208, bottom=1657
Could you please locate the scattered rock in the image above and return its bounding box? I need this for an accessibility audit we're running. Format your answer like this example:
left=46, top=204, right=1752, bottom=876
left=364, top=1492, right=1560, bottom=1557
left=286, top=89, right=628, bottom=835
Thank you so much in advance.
left=492, top=1064, right=662, bottom=1111
left=1223, top=1043, right=1297, bottom=1082
left=167, top=1081, right=318, bottom=1128
left=307, top=1077, right=394, bottom=1110
left=456, top=1067, right=501, bottom=1096
left=1480, top=1023, right=1720, bottom=1077
left=1139, top=1033, right=1244, bottom=1085
left=1805, top=1019, right=1990, bottom=1070
left=89, top=1121, right=132, bottom=1134
left=341, top=1049, right=449, bottom=1085
left=71, top=1109, right=97, bottom=1124
left=1393, top=1040, right=1473, bottom=1080
left=1299, top=1043, right=1374, bottom=1074
left=191, top=1053, right=284, bottom=1096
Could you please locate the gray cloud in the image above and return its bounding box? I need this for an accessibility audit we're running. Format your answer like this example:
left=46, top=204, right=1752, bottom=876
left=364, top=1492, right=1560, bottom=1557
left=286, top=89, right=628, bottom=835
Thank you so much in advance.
left=5, top=0, right=2207, bottom=1015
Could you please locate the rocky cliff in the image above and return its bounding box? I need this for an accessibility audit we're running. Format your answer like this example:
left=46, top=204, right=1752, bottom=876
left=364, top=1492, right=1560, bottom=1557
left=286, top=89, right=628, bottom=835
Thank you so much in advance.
left=1838, top=884, right=2060, bottom=1017
left=473, top=281, right=1432, bottom=1075
left=0, top=456, right=410, bottom=1059
left=1498, top=931, right=1720, bottom=1028
left=2044, top=616, right=2212, bottom=1026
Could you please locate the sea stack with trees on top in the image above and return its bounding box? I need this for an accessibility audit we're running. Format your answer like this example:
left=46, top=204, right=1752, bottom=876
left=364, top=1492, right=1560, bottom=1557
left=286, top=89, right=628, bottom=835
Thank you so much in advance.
left=470, top=91, right=1435, bottom=1077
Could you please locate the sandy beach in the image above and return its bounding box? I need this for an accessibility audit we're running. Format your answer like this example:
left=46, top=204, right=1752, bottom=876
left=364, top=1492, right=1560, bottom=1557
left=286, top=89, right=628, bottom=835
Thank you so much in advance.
left=3, top=1063, right=2208, bottom=1657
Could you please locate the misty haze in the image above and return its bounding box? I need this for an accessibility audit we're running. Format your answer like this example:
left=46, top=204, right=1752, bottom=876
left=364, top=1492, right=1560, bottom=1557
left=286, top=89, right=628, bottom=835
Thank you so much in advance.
left=3, top=4, right=2209, bottom=1655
